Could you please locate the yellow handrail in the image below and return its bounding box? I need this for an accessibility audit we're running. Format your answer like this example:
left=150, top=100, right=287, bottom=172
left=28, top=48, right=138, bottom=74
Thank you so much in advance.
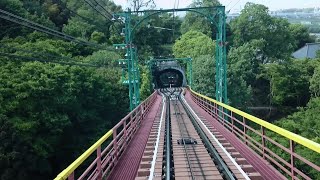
left=190, top=89, right=320, bottom=153
left=54, top=130, right=113, bottom=180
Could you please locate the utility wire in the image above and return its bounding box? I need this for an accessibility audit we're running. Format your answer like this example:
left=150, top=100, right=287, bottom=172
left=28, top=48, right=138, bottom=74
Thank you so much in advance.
left=83, top=0, right=111, bottom=21
left=0, top=52, right=101, bottom=67
left=89, top=0, right=121, bottom=34
left=91, top=0, right=113, bottom=18
left=228, top=0, right=241, bottom=12
left=64, top=4, right=94, bottom=22
left=0, top=44, right=102, bottom=67
left=56, top=0, right=91, bottom=22
left=225, top=0, right=233, bottom=9
left=57, top=0, right=111, bottom=28
left=0, top=9, right=104, bottom=49
left=0, top=44, right=77, bottom=62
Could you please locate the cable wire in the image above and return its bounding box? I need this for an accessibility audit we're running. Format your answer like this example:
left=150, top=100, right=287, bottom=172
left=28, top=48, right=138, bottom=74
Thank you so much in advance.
left=0, top=44, right=76, bottom=62
left=228, top=0, right=241, bottom=12
left=0, top=44, right=100, bottom=66
left=83, top=0, right=111, bottom=21
left=0, top=9, right=104, bottom=49
left=91, top=0, right=113, bottom=18
left=0, top=52, right=101, bottom=67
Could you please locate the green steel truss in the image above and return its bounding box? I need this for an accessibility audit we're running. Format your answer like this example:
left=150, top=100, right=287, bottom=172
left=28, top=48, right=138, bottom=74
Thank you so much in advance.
left=113, top=6, right=227, bottom=110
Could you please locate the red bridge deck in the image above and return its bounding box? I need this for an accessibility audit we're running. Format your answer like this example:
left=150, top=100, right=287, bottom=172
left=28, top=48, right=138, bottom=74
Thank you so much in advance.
left=107, top=94, right=162, bottom=180
left=108, top=91, right=284, bottom=180
left=184, top=91, right=284, bottom=180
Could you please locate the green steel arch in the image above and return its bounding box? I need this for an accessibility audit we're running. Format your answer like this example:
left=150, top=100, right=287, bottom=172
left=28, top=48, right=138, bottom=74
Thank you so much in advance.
left=113, top=6, right=227, bottom=110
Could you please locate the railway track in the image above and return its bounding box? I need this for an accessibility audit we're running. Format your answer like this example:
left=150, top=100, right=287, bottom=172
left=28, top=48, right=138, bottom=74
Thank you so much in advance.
left=136, top=88, right=252, bottom=180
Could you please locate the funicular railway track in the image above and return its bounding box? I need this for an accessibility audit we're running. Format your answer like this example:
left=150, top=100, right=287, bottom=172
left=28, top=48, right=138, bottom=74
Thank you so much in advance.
left=153, top=88, right=248, bottom=180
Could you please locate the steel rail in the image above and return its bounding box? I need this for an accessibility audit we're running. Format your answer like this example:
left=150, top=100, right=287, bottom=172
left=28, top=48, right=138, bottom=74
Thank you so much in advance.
left=159, top=88, right=173, bottom=180
left=179, top=92, right=236, bottom=180
left=189, top=88, right=320, bottom=153
left=165, top=94, right=171, bottom=180
left=148, top=93, right=166, bottom=180
left=171, top=88, right=197, bottom=180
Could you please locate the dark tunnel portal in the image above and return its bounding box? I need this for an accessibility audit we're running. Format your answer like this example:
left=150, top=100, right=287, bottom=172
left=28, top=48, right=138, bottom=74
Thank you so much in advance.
left=156, top=69, right=184, bottom=88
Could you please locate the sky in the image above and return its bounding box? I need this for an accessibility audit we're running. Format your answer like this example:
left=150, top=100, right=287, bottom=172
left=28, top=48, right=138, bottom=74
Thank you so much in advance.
left=113, top=0, right=320, bottom=12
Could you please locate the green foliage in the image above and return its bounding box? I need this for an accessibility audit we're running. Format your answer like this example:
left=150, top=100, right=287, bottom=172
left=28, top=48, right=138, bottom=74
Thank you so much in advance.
left=83, top=50, right=121, bottom=66
left=0, top=0, right=25, bottom=16
left=90, top=31, right=106, bottom=44
left=289, top=24, right=315, bottom=50
left=316, top=50, right=320, bottom=59
left=0, top=58, right=128, bottom=180
left=230, top=3, right=295, bottom=61
left=173, top=30, right=214, bottom=59
left=133, top=13, right=182, bottom=59
left=271, top=98, right=320, bottom=179
left=140, top=66, right=152, bottom=100
left=63, top=18, right=94, bottom=39
left=0, top=1, right=129, bottom=178
left=264, top=59, right=315, bottom=107
left=181, top=0, right=221, bottom=36
left=227, top=39, right=266, bottom=107
left=310, top=61, right=320, bottom=97
left=192, top=55, right=215, bottom=98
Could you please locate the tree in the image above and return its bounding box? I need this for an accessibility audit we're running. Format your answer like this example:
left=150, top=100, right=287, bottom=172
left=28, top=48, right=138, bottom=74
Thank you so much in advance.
left=180, top=0, right=221, bottom=36
left=173, top=30, right=214, bottom=59
left=140, top=66, right=152, bottom=100
left=289, top=24, right=315, bottom=50
left=230, top=3, right=295, bottom=61
left=192, top=55, right=215, bottom=98
left=227, top=40, right=266, bottom=107
left=265, top=59, right=315, bottom=107
left=90, top=31, right=106, bottom=43
left=128, top=0, right=155, bottom=11
left=310, top=61, right=320, bottom=97
left=272, top=97, right=320, bottom=179
left=83, top=50, right=121, bottom=66
left=316, top=50, right=320, bottom=59
left=0, top=58, right=128, bottom=180
left=132, top=13, right=182, bottom=59
left=63, top=18, right=94, bottom=40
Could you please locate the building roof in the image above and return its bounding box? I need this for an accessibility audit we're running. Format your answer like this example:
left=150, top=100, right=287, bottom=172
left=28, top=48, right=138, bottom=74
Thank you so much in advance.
left=292, top=43, right=320, bottom=59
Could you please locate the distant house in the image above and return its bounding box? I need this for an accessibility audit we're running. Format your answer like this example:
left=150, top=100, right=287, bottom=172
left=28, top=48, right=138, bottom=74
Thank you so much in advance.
left=292, top=43, right=320, bottom=59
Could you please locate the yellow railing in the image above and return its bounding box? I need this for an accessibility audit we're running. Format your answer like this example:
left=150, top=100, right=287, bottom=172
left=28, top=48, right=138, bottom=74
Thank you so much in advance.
left=190, top=88, right=320, bottom=153
left=54, top=91, right=158, bottom=180
left=54, top=130, right=113, bottom=180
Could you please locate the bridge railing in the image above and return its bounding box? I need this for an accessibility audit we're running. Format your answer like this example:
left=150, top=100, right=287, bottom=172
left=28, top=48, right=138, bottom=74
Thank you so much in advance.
left=54, top=91, right=158, bottom=180
left=189, top=89, right=320, bottom=180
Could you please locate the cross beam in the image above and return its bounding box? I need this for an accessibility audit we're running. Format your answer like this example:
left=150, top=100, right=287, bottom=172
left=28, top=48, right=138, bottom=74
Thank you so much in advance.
left=113, top=6, right=227, bottom=110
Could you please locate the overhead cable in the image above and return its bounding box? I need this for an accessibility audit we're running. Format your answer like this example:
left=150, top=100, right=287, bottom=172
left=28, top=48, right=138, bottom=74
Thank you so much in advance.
left=0, top=52, right=101, bottom=67
left=91, top=0, right=113, bottom=18
left=0, top=44, right=76, bottom=62
left=83, top=0, right=111, bottom=20
left=228, top=0, right=241, bottom=12
left=0, top=44, right=103, bottom=67
left=0, top=9, right=104, bottom=49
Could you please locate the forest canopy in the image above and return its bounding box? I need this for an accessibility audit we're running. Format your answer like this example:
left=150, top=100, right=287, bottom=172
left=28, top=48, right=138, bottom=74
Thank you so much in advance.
left=0, top=0, right=319, bottom=179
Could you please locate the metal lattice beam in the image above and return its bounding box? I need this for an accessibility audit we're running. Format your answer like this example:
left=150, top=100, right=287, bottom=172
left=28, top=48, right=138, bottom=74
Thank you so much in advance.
left=114, top=6, right=227, bottom=110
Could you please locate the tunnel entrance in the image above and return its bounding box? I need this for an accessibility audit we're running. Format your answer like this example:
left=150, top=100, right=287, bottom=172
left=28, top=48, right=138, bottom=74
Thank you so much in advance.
left=150, top=60, right=187, bottom=89
left=156, top=69, right=184, bottom=88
